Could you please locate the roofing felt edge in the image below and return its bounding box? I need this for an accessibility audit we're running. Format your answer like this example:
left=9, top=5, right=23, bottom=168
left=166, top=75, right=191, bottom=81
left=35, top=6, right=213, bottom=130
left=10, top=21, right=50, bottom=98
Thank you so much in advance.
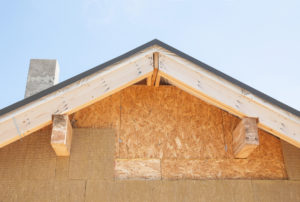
left=0, top=39, right=299, bottom=118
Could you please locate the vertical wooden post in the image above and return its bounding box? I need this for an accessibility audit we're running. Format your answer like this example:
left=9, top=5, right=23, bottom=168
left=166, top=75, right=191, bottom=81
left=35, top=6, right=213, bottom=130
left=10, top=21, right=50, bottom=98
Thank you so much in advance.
left=51, top=114, right=73, bottom=156
left=151, top=52, right=160, bottom=87
left=233, top=117, right=259, bottom=158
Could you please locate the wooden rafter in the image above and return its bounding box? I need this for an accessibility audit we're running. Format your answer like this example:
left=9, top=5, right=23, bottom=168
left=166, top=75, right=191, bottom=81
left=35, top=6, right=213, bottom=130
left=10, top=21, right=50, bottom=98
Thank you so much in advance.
left=158, top=52, right=300, bottom=148
left=0, top=50, right=154, bottom=148
left=1, top=42, right=300, bottom=149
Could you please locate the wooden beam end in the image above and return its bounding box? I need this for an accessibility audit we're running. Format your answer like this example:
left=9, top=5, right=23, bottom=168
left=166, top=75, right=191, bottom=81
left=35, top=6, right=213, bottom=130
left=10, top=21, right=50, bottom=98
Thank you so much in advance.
left=51, top=114, right=73, bottom=156
left=233, top=117, right=259, bottom=158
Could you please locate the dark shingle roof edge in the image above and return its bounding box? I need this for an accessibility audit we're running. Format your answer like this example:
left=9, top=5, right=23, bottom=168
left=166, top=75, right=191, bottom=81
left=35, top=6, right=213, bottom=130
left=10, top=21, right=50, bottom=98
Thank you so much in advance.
left=0, top=39, right=299, bottom=118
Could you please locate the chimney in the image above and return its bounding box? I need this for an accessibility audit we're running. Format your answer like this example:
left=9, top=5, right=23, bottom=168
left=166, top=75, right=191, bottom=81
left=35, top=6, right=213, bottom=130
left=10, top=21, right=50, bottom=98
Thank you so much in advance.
left=25, top=59, right=60, bottom=98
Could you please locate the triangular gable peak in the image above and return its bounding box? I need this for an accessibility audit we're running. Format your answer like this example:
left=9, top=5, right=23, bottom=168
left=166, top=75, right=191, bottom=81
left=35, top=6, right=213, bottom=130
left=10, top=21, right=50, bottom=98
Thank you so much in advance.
left=0, top=39, right=299, bottom=149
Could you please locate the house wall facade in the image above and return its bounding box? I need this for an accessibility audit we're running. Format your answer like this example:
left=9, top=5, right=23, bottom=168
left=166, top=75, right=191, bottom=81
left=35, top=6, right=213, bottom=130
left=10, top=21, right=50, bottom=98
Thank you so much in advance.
left=0, top=85, right=299, bottom=201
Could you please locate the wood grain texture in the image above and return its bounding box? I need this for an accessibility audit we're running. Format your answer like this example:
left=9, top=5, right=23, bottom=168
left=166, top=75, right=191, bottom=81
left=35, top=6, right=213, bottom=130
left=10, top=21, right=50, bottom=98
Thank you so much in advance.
left=72, top=93, right=120, bottom=129
left=119, top=86, right=226, bottom=160
left=115, top=159, right=161, bottom=180
left=71, top=85, right=286, bottom=179
left=162, top=159, right=286, bottom=179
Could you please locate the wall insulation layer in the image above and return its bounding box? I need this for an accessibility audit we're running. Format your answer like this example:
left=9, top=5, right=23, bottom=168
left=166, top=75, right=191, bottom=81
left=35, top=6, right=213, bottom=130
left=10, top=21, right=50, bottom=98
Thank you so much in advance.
left=0, top=127, right=299, bottom=202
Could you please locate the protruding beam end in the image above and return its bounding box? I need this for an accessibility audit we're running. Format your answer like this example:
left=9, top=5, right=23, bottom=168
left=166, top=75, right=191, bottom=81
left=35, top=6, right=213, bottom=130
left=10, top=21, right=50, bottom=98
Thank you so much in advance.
left=233, top=117, right=259, bottom=158
left=51, top=114, right=73, bottom=156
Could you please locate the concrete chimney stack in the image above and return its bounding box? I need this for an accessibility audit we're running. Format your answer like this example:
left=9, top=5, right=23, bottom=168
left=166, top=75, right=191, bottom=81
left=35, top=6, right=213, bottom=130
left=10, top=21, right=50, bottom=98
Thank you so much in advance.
left=25, top=59, right=60, bottom=98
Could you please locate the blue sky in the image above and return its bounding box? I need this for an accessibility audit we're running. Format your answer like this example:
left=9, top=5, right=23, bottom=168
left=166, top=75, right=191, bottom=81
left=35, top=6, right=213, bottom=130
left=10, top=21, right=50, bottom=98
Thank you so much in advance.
left=0, top=0, right=299, bottom=110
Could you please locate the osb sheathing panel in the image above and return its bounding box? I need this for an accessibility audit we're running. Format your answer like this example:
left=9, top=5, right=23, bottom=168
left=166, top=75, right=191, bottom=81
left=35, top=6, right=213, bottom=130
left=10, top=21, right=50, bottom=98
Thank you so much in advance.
left=72, top=92, right=120, bottom=129
left=0, top=128, right=298, bottom=201
left=119, top=86, right=226, bottom=159
left=72, top=85, right=287, bottom=179
left=162, top=159, right=286, bottom=180
left=115, top=159, right=161, bottom=180
left=281, top=140, right=300, bottom=180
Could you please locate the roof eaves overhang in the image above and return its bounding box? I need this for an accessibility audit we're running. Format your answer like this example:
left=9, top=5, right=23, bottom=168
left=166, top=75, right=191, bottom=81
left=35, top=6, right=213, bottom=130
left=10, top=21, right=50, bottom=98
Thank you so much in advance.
left=0, top=39, right=300, bottom=148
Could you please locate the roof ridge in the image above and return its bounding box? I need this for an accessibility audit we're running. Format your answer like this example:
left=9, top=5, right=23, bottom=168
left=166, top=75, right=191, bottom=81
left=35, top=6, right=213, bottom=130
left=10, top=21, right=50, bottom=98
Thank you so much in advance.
left=1, top=39, right=299, bottom=118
